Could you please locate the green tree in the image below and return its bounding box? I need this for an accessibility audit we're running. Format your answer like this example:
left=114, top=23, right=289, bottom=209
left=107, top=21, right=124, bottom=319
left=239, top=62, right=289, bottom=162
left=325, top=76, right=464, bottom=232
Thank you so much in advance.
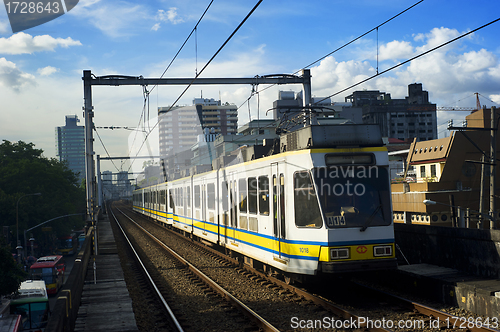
left=0, top=140, right=86, bottom=255
left=0, top=243, right=27, bottom=297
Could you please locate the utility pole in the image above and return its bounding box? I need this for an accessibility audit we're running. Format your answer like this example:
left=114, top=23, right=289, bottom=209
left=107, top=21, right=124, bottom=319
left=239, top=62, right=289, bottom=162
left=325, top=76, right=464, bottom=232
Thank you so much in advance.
left=490, top=106, right=497, bottom=229
left=478, top=154, right=487, bottom=228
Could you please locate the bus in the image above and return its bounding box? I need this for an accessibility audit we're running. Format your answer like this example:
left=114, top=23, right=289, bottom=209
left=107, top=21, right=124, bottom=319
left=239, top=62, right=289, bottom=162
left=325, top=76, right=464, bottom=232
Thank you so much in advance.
left=30, top=256, right=65, bottom=295
left=9, top=280, right=50, bottom=331
left=56, top=233, right=78, bottom=255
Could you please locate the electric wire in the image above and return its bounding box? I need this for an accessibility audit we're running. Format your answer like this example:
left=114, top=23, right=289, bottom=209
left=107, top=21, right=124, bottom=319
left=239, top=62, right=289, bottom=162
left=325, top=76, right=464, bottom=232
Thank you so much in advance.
left=241, top=0, right=425, bottom=102
left=148, top=13, right=500, bottom=173
left=313, top=17, right=500, bottom=104
left=130, top=7, right=500, bottom=179
left=94, top=128, right=121, bottom=173
left=131, top=0, right=421, bottom=170
left=149, top=0, right=214, bottom=95
left=127, top=0, right=263, bottom=173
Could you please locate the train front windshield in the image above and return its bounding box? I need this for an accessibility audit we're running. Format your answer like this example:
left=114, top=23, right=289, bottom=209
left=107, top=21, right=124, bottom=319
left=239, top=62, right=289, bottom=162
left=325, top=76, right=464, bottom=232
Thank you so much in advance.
left=312, top=166, right=392, bottom=229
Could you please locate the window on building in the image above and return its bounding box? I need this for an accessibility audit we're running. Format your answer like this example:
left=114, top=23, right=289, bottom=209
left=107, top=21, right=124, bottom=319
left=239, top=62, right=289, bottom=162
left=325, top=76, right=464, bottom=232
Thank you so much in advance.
left=420, top=165, right=426, bottom=178
left=430, top=165, right=437, bottom=177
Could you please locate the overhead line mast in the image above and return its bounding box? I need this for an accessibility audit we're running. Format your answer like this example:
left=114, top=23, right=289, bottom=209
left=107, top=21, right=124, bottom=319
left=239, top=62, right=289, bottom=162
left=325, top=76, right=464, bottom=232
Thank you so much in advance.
left=82, top=69, right=313, bottom=232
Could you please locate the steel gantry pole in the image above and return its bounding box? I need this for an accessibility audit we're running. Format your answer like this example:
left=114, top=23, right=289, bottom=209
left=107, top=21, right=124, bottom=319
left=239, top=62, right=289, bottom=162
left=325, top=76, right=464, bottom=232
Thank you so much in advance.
left=83, top=70, right=98, bottom=254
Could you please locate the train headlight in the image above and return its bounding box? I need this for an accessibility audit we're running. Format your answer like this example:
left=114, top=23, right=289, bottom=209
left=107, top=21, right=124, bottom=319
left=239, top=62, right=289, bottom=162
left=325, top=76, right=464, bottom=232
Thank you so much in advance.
left=373, top=245, right=392, bottom=257
left=330, top=248, right=350, bottom=260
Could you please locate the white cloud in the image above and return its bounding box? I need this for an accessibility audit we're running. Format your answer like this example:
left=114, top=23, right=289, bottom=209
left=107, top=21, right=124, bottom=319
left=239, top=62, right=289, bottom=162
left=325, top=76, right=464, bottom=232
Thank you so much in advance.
left=379, top=40, right=414, bottom=61
left=414, top=27, right=463, bottom=53
left=37, top=66, right=59, bottom=76
left=0, top=57, right=35, bottom=92
left=151, top=23, right=161, bottom=31
left=311, top=56, right=375, bottom=97
left=490, top=94, right=500, bottom=104
left=0, top=32, right=81, bottom=55
left=156, top=8, right=184, bottom=25
left=69, top=0, right=149, bottom=38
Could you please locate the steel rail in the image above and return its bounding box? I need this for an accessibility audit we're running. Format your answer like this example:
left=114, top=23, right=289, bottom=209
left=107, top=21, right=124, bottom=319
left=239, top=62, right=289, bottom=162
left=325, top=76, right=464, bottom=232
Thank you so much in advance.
left=121, top=205, right=391, bottom=332
left=116, top=207, right=280, bottom=332
left=109, top=208, right=184, bottom=332
left=352, top=282, right=500, bottom=332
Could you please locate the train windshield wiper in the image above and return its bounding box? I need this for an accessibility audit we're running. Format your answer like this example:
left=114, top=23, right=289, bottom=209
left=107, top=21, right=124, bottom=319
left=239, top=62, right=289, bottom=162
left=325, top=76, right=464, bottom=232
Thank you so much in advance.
left=360, top=192, right=384, bottom=232
left=360, top=204, right=382, bottom=232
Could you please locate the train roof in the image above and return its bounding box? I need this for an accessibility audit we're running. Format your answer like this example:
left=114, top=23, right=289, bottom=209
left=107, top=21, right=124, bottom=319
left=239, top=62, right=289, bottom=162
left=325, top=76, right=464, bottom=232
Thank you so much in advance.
left=133, top=123, right=385, bottom=190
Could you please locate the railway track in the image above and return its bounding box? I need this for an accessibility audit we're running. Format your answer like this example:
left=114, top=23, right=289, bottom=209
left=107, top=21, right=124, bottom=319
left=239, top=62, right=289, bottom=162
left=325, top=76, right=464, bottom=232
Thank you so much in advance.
left=109, top=206, right=184, bottom=332
left=111, top=204, right=280, bottom=331
left=117, top=202, right=499, bottom=332
left=114, top=203, right=394, bottom=332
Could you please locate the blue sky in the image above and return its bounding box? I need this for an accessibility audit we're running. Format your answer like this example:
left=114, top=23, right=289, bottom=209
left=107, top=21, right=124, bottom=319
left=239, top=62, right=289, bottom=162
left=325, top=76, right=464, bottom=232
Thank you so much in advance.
left=1, top=0, right=499, bottom=174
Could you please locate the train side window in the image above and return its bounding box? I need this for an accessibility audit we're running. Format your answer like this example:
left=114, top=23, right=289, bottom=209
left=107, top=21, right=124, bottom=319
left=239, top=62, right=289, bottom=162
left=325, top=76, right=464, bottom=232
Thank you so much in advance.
left=207, top=183, right=215, bottom=210
left=179, top=188, right=182, bottom=206
left=186, top=186, right=191, bottom=207
left=160, top=190, right=166, bottom=205
left=222, top=181, right=228, bottom=212
left=258, top=176, right=269, bottom=215
left=169, top=189, right=175, bottom=213
left=280, top=174, right=285, bottom=238
left=248, top=177, right=257, bottom=214
left=194, top=185, right=200, bottom=208
left=238, top=178, right=247, bottom=213
left=294, top=171, right=322, bottom=228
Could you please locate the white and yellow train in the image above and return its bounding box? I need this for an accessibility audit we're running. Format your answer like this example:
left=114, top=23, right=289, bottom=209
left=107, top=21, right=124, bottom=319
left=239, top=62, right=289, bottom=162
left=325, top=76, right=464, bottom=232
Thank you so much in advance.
left=133, top=124, right=397, bottom=282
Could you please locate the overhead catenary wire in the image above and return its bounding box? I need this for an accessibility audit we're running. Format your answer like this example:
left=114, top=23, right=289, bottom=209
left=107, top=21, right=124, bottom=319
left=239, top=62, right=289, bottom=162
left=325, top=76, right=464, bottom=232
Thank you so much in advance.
left=126, top=1, right=215, bottom=170
left=94, top=128, right=121, bottom=173
left=312, top=17, right=500, bottom=105
left=249, top=0, right=425, bottom=99
left=149, top=0, right=215, bottom=96
left=159, top=17, right=500, bottom=168
left=127, top=0, right=264, bottom=173
left=131, top=0, right=421, bottom=170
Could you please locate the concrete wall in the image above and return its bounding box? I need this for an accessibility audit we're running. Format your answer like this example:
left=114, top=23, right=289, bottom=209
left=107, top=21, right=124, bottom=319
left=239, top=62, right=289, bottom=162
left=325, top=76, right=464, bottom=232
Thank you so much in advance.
left=394, top=223, right=500, bottom=278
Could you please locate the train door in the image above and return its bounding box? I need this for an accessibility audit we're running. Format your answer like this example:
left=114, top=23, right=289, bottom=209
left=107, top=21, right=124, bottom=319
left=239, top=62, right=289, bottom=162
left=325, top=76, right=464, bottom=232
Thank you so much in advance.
left=221, top=176, right=230, bottom=245
left=202, top=182, right=207, bottom=233
left=271, top=163, right=286, bottom=260
left=229, top=175, right=237, bottom=245
left=188, top=179, right=193, bottom=232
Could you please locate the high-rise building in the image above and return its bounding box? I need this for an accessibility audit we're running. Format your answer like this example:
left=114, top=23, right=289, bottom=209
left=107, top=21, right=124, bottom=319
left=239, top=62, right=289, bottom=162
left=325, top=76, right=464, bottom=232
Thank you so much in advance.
left=55, top=115, right=85, bottom=183
left=158, top=98, right=238, bottom=159
left=345, top=83, right=437, bottom=141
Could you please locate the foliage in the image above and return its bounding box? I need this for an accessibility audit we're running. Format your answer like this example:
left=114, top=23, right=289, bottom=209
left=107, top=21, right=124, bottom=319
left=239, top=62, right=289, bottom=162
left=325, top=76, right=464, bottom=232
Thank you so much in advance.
left=0, top=242, right=27, bottom=297
left=0, top=140, right=86, bottom=254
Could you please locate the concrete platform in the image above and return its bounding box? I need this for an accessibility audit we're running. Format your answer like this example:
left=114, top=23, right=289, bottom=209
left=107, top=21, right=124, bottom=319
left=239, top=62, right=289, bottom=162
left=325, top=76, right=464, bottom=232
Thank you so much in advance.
left=396, top=263, right=500, bottom=318
left=74, top=217, right=138, bottom=332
